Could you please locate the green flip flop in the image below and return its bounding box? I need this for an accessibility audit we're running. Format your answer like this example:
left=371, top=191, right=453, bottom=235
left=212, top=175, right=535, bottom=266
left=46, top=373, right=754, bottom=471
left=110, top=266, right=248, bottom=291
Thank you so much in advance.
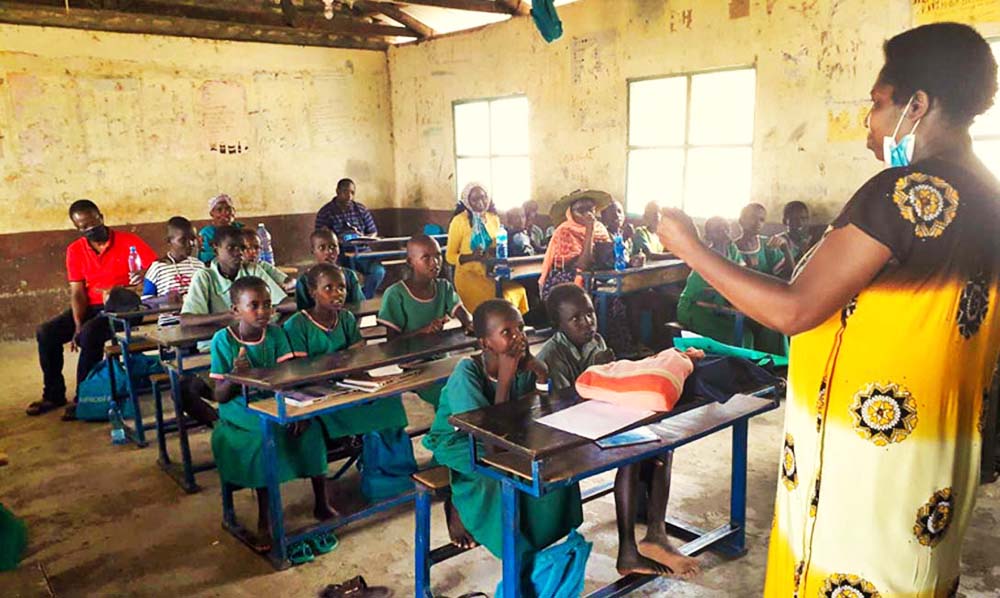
left=287, top=540, right=315, bottom=565
left=308, top=531, right=339, bottom=555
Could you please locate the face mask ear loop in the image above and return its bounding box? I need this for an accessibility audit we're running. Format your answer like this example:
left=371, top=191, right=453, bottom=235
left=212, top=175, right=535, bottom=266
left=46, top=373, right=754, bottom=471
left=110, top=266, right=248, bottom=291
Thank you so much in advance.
left=890, top=95, right=916, bottom=141
left=909, top=118, right=922, bottom=137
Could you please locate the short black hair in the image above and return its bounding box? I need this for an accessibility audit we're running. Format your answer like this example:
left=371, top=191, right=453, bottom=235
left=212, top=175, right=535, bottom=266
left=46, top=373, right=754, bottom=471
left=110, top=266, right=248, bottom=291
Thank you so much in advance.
left=740, top=203, right=766, bottom=219
left=472, top=299, right=521, bottom=339
left=310, top=228, right=338, bottom=245
left=68, top=199, right=100, bottom=218
left=337, top=178, right=355, bottom=192
left=305, top=262, right=344, bottom=292
left=166, top=216, right=194, bottom=235
left=213, top=225, right=244, bottom=247
left=544, top=283, right=590, bottom=327
left=406, top=233, right=437, bottom=251
left=878, top=23, right=997, bottom=126
left=229, top=276, right=269, bottom=304
left=783, top=201, right=809, bottom=221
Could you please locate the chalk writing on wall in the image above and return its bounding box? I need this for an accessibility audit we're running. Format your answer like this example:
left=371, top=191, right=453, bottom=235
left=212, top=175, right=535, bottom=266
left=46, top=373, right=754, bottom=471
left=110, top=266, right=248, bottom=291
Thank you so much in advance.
left=199, top=80, right=250, bottom=154
left=78, top=77, right=141, bottom=161
left=570, top=31, right=619, bottom=131
left=913, top=0, right=1000, bottom=24
left=311, top=71, right=354, bottom=147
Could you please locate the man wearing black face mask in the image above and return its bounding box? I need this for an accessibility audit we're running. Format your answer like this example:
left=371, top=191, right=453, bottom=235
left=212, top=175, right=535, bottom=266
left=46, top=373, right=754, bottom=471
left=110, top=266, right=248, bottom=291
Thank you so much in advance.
left=27, top=199, right=156, bottom=419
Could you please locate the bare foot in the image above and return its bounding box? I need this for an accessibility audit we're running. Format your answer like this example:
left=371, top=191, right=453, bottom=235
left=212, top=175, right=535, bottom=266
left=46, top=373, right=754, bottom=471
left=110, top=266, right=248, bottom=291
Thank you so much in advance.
left=444, top=498, right=478, bottom=550
left=616, top=551, right=673, bottom=577
left=638, top=539, right=700, bottom=579
left=314, top=502, right=340, bottom=521
left=254, top=521, right=273, bottom=554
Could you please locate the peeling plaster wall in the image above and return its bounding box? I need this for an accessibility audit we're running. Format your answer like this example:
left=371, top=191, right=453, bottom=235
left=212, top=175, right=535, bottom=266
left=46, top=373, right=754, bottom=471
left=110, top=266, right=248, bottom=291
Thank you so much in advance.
left=0, top=24, right=394, bottom=234
left=388, top=0, right=1000, bottom=222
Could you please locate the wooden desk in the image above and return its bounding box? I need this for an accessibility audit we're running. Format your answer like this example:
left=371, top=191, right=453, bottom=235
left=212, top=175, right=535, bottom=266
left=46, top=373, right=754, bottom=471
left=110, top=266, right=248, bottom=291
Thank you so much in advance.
left=493, top=255, right=544, bottom=297
left=441, top=387, right=777, bottom=598
left=343, top=234, right=448, bottom=248
left=581, top=259, right=691, bottom=339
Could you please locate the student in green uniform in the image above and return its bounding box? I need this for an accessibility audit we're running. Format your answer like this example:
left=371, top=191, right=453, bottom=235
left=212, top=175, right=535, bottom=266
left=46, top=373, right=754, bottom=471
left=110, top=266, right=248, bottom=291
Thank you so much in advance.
left=377, top=235, right=473, bottom=408
left=538, top=284, right=700, bottom=578
left=241, top=228, right=296, bottom=293
left=295, top=229, right=365, bottom=310
left=733, top=204, right=788, bottom=354
left=284, top=263, right=415, bottom=501
left=677, top=217, right=750, bottom=345
left=631, top=201, right=673, bottom=261
left=179, top=225, right=293, bottom=426
left=209, top=277, right=335, bottom=552
left=423, top=299, right=581, bottom=575
left=767, top=201, right=815, bottom=274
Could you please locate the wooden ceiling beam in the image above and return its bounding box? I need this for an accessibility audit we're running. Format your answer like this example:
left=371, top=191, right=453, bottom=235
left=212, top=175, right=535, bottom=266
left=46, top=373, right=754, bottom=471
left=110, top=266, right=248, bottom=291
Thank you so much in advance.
left=495, top=0, right=530, bottom=16
left=355, top=1, right=434, bottom=39
left=0, top=3, right=393, bottom=49
left=395, top=0, right=510, bottom=14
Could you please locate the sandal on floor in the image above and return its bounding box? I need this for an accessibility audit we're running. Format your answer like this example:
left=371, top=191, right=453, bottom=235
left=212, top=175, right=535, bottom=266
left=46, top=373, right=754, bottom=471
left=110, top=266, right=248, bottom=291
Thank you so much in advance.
left=308, top=531, right=338, bottom=555
left=61, top=404, right=77, bottom=421
left=26, top=400, right=66, bottom=416
left=320, top=575, right=393, bottom=598
left=288, top=541, right=315, bottom=565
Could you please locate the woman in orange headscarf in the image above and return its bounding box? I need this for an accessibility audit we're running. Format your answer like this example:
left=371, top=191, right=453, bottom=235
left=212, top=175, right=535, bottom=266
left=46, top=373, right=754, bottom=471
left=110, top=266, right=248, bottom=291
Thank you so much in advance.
left=538, top=190, right=613, bottom=298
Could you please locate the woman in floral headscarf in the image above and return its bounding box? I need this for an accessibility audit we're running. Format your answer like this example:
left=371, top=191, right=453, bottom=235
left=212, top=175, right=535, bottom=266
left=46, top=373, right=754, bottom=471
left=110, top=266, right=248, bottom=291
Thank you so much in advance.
left=446, top=182, right=529, bottom=314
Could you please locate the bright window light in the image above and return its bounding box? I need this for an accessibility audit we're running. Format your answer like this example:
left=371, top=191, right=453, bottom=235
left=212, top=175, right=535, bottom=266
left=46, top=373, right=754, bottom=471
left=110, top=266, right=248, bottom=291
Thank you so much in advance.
left=627, top=68, right=756, bottom=218
left=972, top=40, right=1000, bottom=179
left=454, top=96, right=530, bottom=211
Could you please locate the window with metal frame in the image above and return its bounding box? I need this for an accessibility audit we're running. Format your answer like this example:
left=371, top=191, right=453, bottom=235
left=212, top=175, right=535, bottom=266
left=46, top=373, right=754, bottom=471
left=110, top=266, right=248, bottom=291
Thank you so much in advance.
left=626, top=67, right=756, bottom=218
left=453, top=95, right=530, bottom=211
left=972, top=40, right=1000, bottom=178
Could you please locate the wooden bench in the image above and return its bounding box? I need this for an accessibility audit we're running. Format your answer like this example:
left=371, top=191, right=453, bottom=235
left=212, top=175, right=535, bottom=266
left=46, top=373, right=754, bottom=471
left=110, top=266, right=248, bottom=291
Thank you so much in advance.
left=104, top=338, right=160, bottom=357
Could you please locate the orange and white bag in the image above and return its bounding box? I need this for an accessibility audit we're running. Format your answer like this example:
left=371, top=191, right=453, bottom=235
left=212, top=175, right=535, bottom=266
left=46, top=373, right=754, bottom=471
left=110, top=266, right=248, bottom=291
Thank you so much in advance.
left=574, top=348, right=704, bottom=412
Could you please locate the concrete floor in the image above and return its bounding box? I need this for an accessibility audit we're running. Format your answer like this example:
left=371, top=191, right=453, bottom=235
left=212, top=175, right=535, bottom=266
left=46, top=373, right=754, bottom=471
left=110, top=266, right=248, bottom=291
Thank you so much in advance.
left=0, top=339, right=998, bottom=597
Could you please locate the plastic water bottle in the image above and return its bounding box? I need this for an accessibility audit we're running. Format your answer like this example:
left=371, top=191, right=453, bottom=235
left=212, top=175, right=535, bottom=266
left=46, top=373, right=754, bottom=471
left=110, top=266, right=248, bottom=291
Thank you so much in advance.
left=495, top=225, right=508, bottom=261
left=128, top=246, right=142, bottom=274
left=613, top=234, right=627, bottom=271
left=257, top=223, right=274, bottom=264
left=109, top=403, right=127, bottom=445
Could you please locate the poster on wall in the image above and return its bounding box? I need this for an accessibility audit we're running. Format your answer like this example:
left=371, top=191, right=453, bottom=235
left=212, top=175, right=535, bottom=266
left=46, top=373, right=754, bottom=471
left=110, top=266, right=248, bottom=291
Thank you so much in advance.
left=199, top=80, right=250, bottom=155
left=913, top=0, right=1000, bottom=24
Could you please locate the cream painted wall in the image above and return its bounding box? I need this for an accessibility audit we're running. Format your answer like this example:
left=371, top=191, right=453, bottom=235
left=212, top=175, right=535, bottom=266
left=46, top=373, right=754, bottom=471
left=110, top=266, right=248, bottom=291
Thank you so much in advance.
left=388, top=0, right=1000, bottom=222
left=0, top=24, right=394, bottom=234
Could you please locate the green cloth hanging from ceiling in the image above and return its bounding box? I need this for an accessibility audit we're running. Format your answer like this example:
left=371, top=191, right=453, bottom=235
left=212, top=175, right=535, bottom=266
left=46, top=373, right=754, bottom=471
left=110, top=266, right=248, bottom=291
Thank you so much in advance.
left=531, top=0, right=563, bottom=42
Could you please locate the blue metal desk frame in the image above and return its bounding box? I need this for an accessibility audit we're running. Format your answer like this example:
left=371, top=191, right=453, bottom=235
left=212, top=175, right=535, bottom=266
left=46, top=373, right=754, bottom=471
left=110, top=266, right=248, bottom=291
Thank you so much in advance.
left=421, top=389, right=778, bottom=598
left=582, top=261, right=689, bottom=342
left=493, top=255, right=545, bottom=298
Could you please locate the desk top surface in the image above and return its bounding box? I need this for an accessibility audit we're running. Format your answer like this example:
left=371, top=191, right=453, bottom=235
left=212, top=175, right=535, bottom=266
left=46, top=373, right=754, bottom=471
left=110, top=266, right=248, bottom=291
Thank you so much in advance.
left=586, top=258, right=687, bottom=279
left=450, top=386, right=774, bottom=460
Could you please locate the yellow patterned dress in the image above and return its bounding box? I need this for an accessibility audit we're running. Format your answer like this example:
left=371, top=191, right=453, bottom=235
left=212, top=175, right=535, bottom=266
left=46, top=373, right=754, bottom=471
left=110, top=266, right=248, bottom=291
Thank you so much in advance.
left=764, top=159, right=1000, bottom=598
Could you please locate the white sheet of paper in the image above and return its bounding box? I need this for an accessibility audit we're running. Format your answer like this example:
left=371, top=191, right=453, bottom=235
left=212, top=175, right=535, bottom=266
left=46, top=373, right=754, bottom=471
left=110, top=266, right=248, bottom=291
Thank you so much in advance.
left=535, top=400, right=654, bottom=440
left=368, top=364, right=404, bottom=377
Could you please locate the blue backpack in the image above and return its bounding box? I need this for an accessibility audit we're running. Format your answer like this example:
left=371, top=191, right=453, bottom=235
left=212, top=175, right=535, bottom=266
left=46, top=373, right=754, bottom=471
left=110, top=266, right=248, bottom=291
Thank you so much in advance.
left=76, top=354, right=163, bottom=422
left=496, top=529, right=592, bottom=598
left=359, top=428, right=418, bottom=501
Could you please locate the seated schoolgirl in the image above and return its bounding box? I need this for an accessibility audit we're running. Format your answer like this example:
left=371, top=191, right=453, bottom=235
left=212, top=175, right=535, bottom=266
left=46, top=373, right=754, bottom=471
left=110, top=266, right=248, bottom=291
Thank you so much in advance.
left=423, top=299, right=580, bottom=570
left=537, top=284, right=700, bottom=578
left=284, top=263, right=415, bottom=500
left=208, top=276, right=334, bottom=551
left=377, top=235, right=472, bottom=408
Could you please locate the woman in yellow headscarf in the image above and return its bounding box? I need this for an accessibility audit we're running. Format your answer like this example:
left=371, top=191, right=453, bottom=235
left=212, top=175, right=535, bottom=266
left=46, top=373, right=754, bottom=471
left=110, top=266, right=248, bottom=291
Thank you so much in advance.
left=446, top=182, right=528, bottom=314
left=658, top=23, right=1000, bottom=597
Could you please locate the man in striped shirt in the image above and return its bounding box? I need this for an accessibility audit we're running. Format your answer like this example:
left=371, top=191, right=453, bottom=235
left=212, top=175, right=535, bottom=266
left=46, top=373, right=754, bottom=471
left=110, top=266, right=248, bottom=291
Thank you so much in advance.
left=314, top=178, right=385, bottom=298
left=142, top=217, right=205, bottom=325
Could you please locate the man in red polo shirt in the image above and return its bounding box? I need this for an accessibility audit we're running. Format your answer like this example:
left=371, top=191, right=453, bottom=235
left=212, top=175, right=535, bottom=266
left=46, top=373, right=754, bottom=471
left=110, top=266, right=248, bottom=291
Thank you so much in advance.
left=27, top=199, right=156, bottom=420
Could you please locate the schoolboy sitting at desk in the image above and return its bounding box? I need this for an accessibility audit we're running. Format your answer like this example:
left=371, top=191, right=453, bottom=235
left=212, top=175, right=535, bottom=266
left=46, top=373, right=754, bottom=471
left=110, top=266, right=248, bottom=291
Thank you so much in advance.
left=178, top=225, right=293, bottom=425
left=537, top=284, right=700, bottom=578
left=377, top=235, right=473, bottom=408
left=209, top=276, right=334, bottom=551
left=142, top=216, right=205, bottom=326
left=423, top=300, right=581, bottom=571
left=283, top=263, right=414, bottom=501
left=240, top=228, right=296, bottom=294
left=632, top=201, right=674, bottom=262
left=295, top=229, right=365, bottom=310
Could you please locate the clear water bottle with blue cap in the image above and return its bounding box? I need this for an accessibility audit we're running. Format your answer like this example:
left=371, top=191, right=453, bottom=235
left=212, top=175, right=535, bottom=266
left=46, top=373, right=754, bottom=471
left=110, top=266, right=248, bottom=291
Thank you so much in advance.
left=257, top=223, right=274, bottom=264
left=613, top=234, right=627, bottom=271
left=495, top=225, right=508, bottom=261
left=109, top=402, right=127, bottom=445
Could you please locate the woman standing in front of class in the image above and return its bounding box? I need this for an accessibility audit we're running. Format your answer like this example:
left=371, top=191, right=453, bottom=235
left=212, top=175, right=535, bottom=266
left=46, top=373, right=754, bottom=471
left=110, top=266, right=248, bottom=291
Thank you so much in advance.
left=658, top=23, right=1000, bottom=597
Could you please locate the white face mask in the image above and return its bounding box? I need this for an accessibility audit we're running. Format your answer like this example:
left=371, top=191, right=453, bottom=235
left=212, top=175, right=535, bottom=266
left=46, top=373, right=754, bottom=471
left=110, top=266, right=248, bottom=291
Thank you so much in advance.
left=882, top=95, right=921, bottom=169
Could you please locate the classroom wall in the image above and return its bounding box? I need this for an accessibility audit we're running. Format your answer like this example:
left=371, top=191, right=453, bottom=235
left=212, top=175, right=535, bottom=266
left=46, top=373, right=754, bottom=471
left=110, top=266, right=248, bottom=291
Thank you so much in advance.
left=0, top=24, right=394, bottom=339
left=387, top=0, right=1000, bottom=221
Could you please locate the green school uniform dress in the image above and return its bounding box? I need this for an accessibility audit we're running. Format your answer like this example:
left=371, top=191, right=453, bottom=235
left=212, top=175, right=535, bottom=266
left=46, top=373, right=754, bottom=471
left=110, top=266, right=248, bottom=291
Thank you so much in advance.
left=377, top=279, right=464, bottom=408
left=198, top=222, right=244, bottom=264
left=283, top=310, right=408, bottom=437
left=209, top=325, right=327, bottom=488
left=294, top=267, right=365, bottom=310
left=737, top=235, right=785, bottom=275
left=677, top=243, right=752, bottom=346
left=423, top=357, right=583, bottom=561
left=537, top=331, right=612, bottom=392
left=631, top=225, right=663, bottom=258
left=182, top=260, right=289, bottom=316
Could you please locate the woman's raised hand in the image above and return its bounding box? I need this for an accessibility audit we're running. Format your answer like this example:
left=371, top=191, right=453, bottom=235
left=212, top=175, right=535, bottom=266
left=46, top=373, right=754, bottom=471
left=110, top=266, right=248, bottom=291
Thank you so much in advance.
left=656, top=208, right=701, bottom=258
